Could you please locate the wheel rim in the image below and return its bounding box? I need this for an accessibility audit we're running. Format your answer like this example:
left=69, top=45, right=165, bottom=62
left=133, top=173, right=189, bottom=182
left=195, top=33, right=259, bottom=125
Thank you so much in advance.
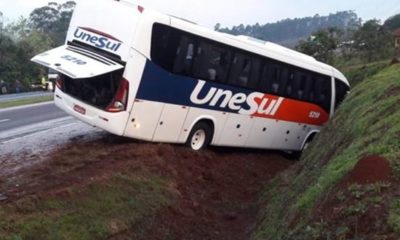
left=191, top=129, right=206, bottom=150
left=303, top=142, right=310, bottom=151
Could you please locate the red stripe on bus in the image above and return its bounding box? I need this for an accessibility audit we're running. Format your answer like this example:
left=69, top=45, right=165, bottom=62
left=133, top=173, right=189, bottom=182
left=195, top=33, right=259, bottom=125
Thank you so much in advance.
left=252, top=94, right=329, bottom=126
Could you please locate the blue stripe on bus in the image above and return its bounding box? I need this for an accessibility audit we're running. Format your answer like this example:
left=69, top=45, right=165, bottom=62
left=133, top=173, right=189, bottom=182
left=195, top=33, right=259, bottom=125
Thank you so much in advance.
left=135, top=60, right=253, bottom=113
left=135, top=60, right=330, bottom=126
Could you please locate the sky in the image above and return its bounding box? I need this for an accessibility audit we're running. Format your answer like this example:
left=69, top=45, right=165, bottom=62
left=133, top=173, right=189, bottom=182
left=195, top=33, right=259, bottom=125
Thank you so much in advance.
left=1, top=0, right=400, bottom=29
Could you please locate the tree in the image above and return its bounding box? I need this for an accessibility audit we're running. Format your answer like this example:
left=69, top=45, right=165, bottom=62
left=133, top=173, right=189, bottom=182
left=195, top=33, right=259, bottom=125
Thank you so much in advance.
left=0, top=2, right=69, bottom=88
left=29, top=1, right=76, bottom=45
left=384, top=14, right=400, bottom=31
left=216, top=11, right=360, bottom=47
left=295, top=27, right=343, bottom=63
left=214, top=23, right=221, bottom=31
left=353, top=20, right=393, bottom=62
left=5, top=17, right=31, bottom=40
left=0, top=34, right=35, bottom=89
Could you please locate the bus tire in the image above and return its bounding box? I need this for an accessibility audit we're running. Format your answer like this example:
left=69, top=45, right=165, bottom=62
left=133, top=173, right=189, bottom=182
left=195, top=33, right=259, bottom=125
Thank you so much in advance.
left=284, top=133, right=316, bottom=159
left=186, top=122, right=213, bottom=151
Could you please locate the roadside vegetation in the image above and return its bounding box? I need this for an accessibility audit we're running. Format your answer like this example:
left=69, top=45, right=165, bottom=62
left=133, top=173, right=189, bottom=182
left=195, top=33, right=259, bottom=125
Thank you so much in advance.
left=0, top=137, right=292, bottom=239
left=251, top=63, right=400, bottom=240
left=339, top=60, right=390, bottom=86
left=0, top=95, right=53, bottom=109
left=0, top=172, right=172, bottom=240
left=0, top=1, right=75, bottom=91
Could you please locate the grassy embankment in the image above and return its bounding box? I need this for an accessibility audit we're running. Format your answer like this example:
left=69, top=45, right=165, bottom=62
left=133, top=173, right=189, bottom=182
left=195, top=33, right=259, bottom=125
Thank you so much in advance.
left=0, top=171, right=174, bottom=240
left=252, top=62, right=400, bottom=239
left=0, top=95, right=53, bottom=109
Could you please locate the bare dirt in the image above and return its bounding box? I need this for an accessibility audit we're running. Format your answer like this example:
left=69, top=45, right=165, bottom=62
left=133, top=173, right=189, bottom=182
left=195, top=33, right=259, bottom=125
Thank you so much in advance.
left=0, top=133, right=293, bottom=239
left=313, top=155, right=398, bottom=240
left=340, top=155, right=392, bottom=186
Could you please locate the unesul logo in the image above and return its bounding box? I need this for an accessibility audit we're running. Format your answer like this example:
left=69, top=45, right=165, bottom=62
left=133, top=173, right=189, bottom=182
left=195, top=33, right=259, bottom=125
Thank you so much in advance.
left=73, top=27, right=122, bottom=52
left=190, top=81, right=283, bottom=116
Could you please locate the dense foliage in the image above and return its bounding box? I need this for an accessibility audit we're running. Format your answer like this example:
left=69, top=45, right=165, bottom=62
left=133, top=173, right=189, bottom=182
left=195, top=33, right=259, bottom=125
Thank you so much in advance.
left=295, top=20, right=395, bottom=64
left=295, top=27, right=343, bottom=64
left=0, top=1, right=75, bottom=92
left=216, top=11, right=361, bottom=47
left=384, top=13, right=400, bottom=31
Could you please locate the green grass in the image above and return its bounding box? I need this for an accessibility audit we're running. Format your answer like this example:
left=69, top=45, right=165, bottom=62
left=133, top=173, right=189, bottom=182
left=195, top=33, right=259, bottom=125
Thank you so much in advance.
left=0, top=172, right=174, bottom=240
left=0, top=95, right=53, bottom=109
left=251, top=64, right=400, bottom=240
left=389, top=200, right=400, bottom=234
left=339, top=60, right=390, bottom=86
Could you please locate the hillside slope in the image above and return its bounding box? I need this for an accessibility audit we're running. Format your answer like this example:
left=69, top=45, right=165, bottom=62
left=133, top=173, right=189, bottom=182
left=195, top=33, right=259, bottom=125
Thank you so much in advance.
left=252, top=64, right=400, bottom=239
left=217, top=11, right=359, bottom=46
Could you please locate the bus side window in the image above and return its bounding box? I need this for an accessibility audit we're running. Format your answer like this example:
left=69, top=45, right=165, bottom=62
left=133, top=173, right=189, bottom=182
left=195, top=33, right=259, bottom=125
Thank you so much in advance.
left=193, top=41, right=231, bottom=82
left=266, top=64, right=281, bottom=94
left=258, top=62, right=270, bottom=93
left=312, top=76, right=332, bottom=112
left=229, top=52, right=254, bottom=87
left=308, top=76, right=318, bottom=103
left=248, top=57, right=261, bottom=90
left=322, top=77, right=332, bottom=112
left=151, top=23, right=181, bottom=72
left=215, top=45, right=231, bottom=82
left=293, top=71, right=311, bottom=100
left=278, top=67, right=289, bottom=96
left=334, top=79, right=349, bottom=109
left=281, top=68, right=294, bottom=97
left=233, top=54, right=261, bottom=90
left=192, top=41, right=209, bottom=80
left=173, top=36, right=196, bottom=75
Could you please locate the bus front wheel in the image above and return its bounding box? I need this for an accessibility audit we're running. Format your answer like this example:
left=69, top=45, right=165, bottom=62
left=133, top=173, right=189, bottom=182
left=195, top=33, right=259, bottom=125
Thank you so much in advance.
left=186, top=122, right=213, bottom=151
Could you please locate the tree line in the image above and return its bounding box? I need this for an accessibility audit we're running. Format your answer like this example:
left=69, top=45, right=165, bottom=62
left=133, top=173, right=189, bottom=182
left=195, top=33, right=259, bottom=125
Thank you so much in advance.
left=295, top=19, right=396, bottom=65
left=216, top=11, right=361, bottom=47
left=218, top=11, right=400, bottom=65
left=0, top=1, right=75, bottom=93
left=1, top=3, right=399, bottom=93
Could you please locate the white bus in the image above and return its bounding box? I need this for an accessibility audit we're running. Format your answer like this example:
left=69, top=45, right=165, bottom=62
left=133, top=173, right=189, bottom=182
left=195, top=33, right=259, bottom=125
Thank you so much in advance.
left=32, top=0, right=349, bottom=152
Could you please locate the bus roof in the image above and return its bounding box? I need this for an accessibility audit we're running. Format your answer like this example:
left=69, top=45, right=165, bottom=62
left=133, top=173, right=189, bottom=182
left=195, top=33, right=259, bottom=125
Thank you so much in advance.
left=97, top=0, right=350, bottom=86
left=166, top=15, right=349, bottom=86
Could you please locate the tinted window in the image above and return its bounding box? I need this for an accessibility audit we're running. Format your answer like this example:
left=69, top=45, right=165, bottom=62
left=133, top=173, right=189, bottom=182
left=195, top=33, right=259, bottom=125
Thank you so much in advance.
left=314, top=76, right=332, bottom=112
left=151, top=24, right=181, bottom=72
left=193, top=41, right=232, bottom=82
left=265, top=64, right=282, bottom=94
left=173, top=35, right=196, bottom=75
left=151, top=23, right=335, bottom=113
left=335, top=79, right=349, bottom=109
left=281, top=68, right=295, bottom=97
left=229, top=52, right=260, bottom=88
left=258, top=63, right=270, bottom=93
left=293, top=71, right=311, bottom=100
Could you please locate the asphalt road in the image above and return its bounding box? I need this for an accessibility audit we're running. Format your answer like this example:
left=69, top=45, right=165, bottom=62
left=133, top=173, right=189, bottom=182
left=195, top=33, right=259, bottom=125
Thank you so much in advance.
left=0, top=102, right=67, bottom=133
left=0, top=92, right=54, bottom=103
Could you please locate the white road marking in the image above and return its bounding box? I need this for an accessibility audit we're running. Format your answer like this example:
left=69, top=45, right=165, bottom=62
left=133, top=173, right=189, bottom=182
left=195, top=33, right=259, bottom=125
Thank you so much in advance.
left=0, top=119, right=10, bottom=124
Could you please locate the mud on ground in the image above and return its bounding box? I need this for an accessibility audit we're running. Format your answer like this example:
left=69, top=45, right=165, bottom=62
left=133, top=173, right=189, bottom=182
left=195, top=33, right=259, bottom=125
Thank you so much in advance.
left=0, top=132, right=293, bottom=239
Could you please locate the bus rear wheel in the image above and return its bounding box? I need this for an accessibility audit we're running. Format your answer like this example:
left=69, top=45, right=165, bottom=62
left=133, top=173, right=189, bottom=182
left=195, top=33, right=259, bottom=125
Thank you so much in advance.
left=186, top=122, right=213, bottom=151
